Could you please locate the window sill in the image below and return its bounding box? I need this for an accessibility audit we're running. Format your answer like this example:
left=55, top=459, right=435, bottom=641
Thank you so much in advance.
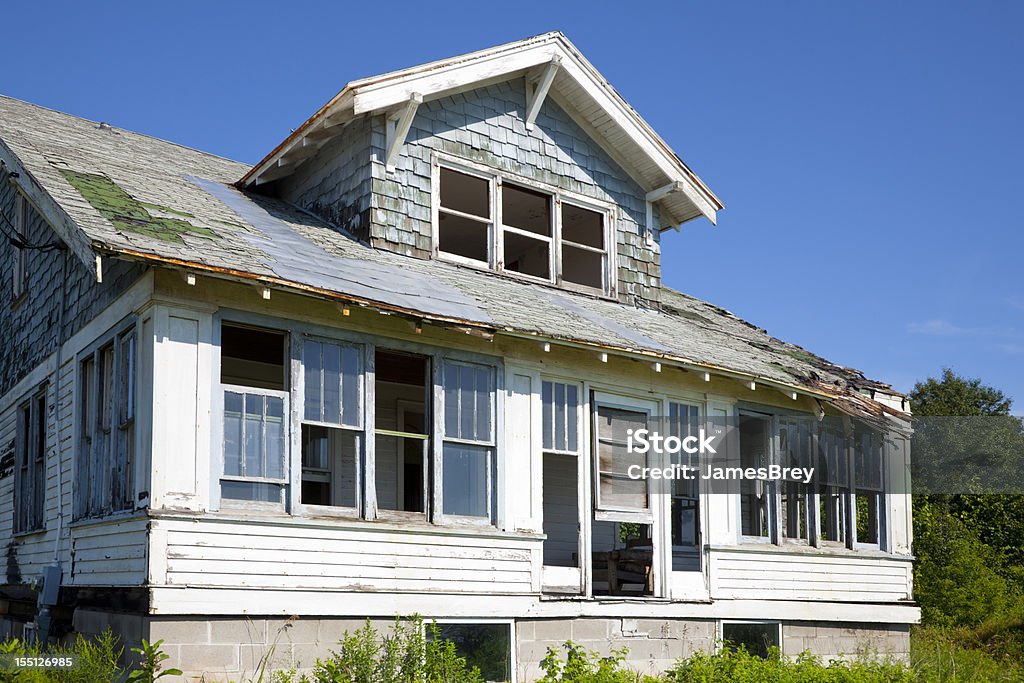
left=435, top=253, right=617, bottom=302
left=69, top=509, right=145, bottom=530
left=151, top=508, right=545, bottom=541
left=711, top=543, right=913, bottom=561
left=12, top=526, right=46, bottom=539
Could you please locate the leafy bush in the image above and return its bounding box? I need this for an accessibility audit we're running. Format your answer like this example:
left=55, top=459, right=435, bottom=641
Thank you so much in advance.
left=538, top=641, right=652, bottom=683
left=308, top=616, right=483, bottom=683
left=665, top=647, right=914, bottom=683
left=0, top=630, right=124, bottom=682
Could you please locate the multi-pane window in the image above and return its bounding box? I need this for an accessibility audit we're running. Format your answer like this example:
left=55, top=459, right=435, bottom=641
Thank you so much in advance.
left=779, top=416, right=812, bottom=543
left=15, top=387, right=47, bottom=533
left=668, top=403, right=700, bottom=554
left=738, top=413, right=771, bottom=538
left=435, top=162, right=612, bottom=294
left=817, top=424, right=848, bottom=544
left=375, top=350, right=430, bottom=518
left=301, top=338, right=362, bottom=511
left=78, top=325, right=136, bottom=519
left=441, top=360, right=496, bottom=519
left=541, top=380, right=581, bottom=571
left=220, top=324, right=289, bottom=506
left=542, top=380, right=579, bottom=454
left=854, top=429, right=884, bottom=546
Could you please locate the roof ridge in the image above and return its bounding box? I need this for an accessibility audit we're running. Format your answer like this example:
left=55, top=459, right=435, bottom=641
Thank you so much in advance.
left=0, top=93, right=251, bottom=169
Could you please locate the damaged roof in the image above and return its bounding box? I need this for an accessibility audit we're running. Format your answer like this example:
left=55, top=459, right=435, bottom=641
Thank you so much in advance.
left=0, top=94, right=903, bottom=418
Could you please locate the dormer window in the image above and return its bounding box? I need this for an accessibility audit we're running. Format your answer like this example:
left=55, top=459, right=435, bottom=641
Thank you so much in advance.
left=434, top=157, right=614, bottom=296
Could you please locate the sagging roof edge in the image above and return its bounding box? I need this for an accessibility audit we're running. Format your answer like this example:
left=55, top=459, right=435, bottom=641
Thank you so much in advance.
left=237, top=32, right=723, bottom=219
left=98, top=245, right=906, bottom=422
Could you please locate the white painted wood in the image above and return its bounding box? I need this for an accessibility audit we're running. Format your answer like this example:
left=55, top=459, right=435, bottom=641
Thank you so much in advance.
left=385, top=93, right=423, bottom=171
left=524, top=57, right=562, bottom=130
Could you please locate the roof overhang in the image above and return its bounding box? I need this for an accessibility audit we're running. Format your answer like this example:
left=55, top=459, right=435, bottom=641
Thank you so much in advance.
left=240, top=32, right=723, bottom=227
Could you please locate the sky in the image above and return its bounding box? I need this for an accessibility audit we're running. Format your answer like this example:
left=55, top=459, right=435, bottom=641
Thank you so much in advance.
left=3, top=2, right=1022, bottom=410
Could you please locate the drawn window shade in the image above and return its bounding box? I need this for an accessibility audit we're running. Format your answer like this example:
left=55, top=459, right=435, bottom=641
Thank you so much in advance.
left=594, top=403, right=650, bottom=519
left=561, top=202, right=606, bottom=290
left=502, top=183, right=552, bottom=280
left=220, top=324, right=288, bottom=505
left=438, top=167, right=491, bottom=263
left=77, top=324, right=136, bottom=519
left=441, top=360, right=496, bottom=520
left=301, top=338, right=362, bottom=511
left=374, top=350, right=430, bottom=518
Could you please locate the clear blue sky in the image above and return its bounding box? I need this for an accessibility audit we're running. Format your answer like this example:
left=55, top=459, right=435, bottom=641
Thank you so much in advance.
left=3, top=2, right=1022, bottom=410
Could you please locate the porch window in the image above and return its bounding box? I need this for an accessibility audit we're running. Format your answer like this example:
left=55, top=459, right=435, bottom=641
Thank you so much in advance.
left=375, top=350, right=430, bottom=519
left=668, top=402, right=700, bottom=568
left=77, top=323, right=136, bottom=519
left=435, top=160, right=613, bottom=295
left=779, top=416, right=812, bottom=543
left=738, top=413, right=771, bottom=538
left=542, top=380, right=579, bottom=454
left=854, top=429, right=884, bottom=546
left=220, top=324, right=288, bottom=506
left=440, top=360, right=496, bottom=520
left=593, top=403, right=650, bottom=520
left=15, top=386, right=47, bottom=533
left=541, top=380, right=582, bottom=577
left=817, top=424, right=848, bottom=544
left=300, top=338, right=362, bottom=511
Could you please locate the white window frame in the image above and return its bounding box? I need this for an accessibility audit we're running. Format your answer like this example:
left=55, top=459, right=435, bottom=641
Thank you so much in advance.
left=591, top=391, right=657, bottom=524
left=540, top=378, right=583, bottom=456
left=431, top=153, right=617, bottom=298
left=219, top=383, right=291, bottom=511
left=667, top=400, right=702, bottom=558
left=296, top=334, right=365, bottom=519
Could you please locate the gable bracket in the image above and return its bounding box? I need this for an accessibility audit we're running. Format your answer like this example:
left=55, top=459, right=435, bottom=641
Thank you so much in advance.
left=385, top=93, right=423, bottom=172
left=525, top=56, right=562, bottom=131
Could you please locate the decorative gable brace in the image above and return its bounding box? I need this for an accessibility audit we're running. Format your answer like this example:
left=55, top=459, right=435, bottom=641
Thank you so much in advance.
left=525, top=56, right=561, bottom=131
left=385, top=93, right=423, bottom=172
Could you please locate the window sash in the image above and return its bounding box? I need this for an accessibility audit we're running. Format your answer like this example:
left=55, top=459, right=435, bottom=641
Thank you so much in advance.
left=542, top=380, right=580, bottom=454
left=435, top=160, right=613, bottom=295
left=302, top=337, right=363, bottom=429
left=593, top=401, right=651, bottom=518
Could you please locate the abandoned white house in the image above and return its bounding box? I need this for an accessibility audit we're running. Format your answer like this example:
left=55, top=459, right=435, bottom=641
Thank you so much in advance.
left=0, top=32, right=917, bottom=680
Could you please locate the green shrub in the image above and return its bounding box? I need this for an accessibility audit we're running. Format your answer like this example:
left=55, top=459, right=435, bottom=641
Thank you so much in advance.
left=309, top=616, right=482, bottom=683
left=665, top=646, right=914, bottom=683
left=537, top=641, right=652, bottom=683
left=911, top=622, right=1024, bottom=682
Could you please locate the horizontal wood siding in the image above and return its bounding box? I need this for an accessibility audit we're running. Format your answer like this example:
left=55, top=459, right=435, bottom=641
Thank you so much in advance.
left=154, top=517, right=537, bottom=594
left=709, top=548, right=912, bottom=602
left=69, top=517, right=149, bottom=585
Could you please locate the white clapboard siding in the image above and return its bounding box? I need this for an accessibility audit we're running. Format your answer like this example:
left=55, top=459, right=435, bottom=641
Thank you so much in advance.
left=69, top=516, right=149, bottom=585
left=709, top=548, right=913, bottom=602
left=153, top=516, right=537, bottom=594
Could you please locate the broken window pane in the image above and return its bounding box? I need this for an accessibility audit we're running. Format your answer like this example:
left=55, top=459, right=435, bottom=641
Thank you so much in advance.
left=855, top=429, right=883, bottom=545
left=562, top=204, right=603, bottom=248
left=438, top=212, right=489, bottom=262
left=503, top=231, right=550, bottom=279
left=817, top=424, right=848, bottom=543
left=375, top=351, right=430, bottom=515
left=221, top=324, right=287, bottom=391
left=301, top=425, right=358, bottom=508
left=780, top=417, right=812, bottom=543
left=440, top=167, right=489, bottom=218
left=502, top=183, right=551, bottom=236
left=561, top=244, right=603, bottom=290
left=739, top=414, right=771, bottom=537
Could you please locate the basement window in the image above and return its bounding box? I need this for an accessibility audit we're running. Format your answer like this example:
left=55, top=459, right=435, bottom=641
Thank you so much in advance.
left=428, top=622, right=512, bottom=683
left=434, top=159, right=613, bottom=295
left=721, top=621, right=780, bottom=659
left=220, top=323, right=289, bottom=506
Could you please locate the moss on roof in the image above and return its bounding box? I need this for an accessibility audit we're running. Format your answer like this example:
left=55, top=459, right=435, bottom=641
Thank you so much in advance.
left=59, top=169, right=216, bottom=243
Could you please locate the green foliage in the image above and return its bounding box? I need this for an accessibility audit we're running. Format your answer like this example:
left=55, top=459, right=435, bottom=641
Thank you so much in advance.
left=308, top=616, right=483, bottom=683
left=665, top=647, right=914, bottom=683
left=126, top=639, right=182, bottom=682
left=913, top=500, right=1010, bottom=627
left=910, top=369, right=1012, bottom=417
left=538, top=641, right=650, bottom=683
left=911, top=624, right=1024, bottom=682
left=0, top=630, right=124, bottom=682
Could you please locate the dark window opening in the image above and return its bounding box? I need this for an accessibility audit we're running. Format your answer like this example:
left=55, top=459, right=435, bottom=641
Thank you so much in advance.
left=722, top=622, right=779, bottom=659
left=438, top=213, right=489, bottom=262
left=561, top=203, right=606, bottom=290
left=440, top=168, right=489, bottom=218
left=542, top=453, right=579, bottom=568
left=429, top=622, right=511, bottom=683
left=592, top=521, right=653, bottom=596
left=739, top=414, right=771, bottom=538
left=375, top=351, right=430, bottom=516
left=221, top=324, right=287, bottom=391
left=503, top=231, right=549, bottom=279
left=439, top=168, right=490, bottom=263
left=301, top=425, right=358, bottom=508
left=502, top=184, right=551, bottom=236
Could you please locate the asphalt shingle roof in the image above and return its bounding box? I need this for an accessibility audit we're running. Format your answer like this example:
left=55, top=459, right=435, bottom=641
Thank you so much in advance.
left=0, top=95, right=899, bottom=416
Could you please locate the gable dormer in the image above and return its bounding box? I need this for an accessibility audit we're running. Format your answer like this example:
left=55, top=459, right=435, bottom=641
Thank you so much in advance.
left=243, top=32, right=722, bottom=308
